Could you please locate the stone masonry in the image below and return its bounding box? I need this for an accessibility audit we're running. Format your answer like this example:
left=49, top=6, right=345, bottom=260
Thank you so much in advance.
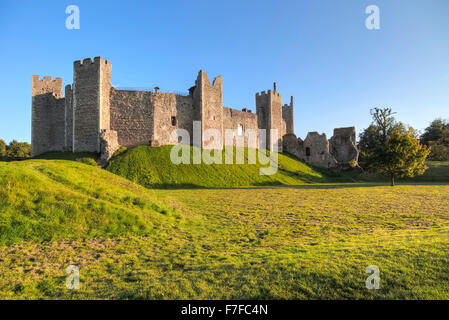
left=31, top=56, right=358, bottom=168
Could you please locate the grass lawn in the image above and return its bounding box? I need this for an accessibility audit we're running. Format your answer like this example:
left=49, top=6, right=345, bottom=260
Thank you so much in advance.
left=1, top=157, right=448, bottom=299
left=106, top=145, right=326, bottom=188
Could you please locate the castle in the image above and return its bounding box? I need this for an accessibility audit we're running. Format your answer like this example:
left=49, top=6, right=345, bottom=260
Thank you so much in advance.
left=31, top=56, right=358, bottom=168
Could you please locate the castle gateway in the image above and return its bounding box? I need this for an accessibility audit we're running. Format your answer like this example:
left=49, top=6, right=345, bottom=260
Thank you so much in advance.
left=31, top=56, right=358, bottom=168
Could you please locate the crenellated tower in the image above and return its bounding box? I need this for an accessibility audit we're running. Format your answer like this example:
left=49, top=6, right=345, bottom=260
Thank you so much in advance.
left=72, top=57, right=112, bottom=153
left=256, top=82, right=283, bottom=151
left=31, top=75, right=65, bottom=156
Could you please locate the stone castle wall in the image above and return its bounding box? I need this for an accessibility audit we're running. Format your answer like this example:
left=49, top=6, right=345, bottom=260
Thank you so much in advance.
left=223, top=107, right=258, bottom=148
left=151, top=92, right=194, bottom=146
left=31, top=76, right=65, bottom=157
left=283, top=127, right=359, bottom=169
left=196, top=71, right=224, bottom=149
left=110, top=88, right=154, bottom=147
left=31, top=56, right=360, bottom=168
left=64, top=84, right=73, bottom=151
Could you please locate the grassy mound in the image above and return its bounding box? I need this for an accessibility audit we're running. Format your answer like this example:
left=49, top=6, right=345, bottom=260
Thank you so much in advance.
left=106, top=145, right=326, bottom=188
left=0, top=159, right=179, bottom=246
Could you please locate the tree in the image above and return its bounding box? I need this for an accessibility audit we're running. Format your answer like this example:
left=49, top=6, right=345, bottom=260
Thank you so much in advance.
left=0, top=139, right=6, bottom=157
left=359, top=108, right=430, bottom=186
left=6, top=140, right=31, bottom=158
left=420, top=119, right=449, bottom=161
left=420, top=118, right=448, bottom=145
left=381, top=129, right=430, bottom=186
left=358, top=108, right=406, bottom=171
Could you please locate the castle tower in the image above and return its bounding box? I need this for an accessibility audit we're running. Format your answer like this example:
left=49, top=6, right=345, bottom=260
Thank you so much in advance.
left=31, top=75, right=65, bottom=157
left=282, top=96, right=294, bottom=135
left=256, top=82, right=283, bottom=151
left=72, top=57, right=112, bottom=153
left=193, top=70, right=224, bottom=149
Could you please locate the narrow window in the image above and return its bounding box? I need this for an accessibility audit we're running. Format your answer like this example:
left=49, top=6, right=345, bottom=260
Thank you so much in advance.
left=237, top=124, right=243, bottom=136
left=306, top=147, right=311, bottom=156
left=171, top=116, right=177, bottom=126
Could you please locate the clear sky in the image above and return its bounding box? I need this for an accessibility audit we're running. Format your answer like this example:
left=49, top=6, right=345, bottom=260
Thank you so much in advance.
left=0, top=0, right=448, bottom=143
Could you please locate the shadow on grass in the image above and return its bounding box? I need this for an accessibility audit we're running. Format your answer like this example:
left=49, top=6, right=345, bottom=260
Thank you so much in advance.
left=164, top=181, right=449, bottom=191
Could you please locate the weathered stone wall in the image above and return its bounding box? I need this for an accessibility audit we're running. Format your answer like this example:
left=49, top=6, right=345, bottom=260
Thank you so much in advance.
left=73, top=57, right=111, bottom=153
left=196, top=71, right=224, bottom=149
left=282, top=96, right=294, bottom=135
left=64, top=84, right=73, bottom=151
left=283, top=128, right=360, bottom=170
left=330, top=127, right=359, bottom=166
left=151, top=92, right=194, bottom=146
left=100, top=58, right=112, bottom=131
left=303, top=132, right=337, bottom=168
left=110, top=88, right=153, bottom=147
left=223, top=107, right=258, bottom=148
left=282, top=133, right=304, bottom=159
left=31, top=76, right=65, bottom=156
left=32, top=57, right=310, bottom=162
left=100, top=129, right=119, bottom=162
left=256, top=84, right=283, bottom=151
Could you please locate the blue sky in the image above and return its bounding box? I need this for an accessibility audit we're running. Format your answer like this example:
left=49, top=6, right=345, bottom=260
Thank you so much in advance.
left=0, top=0, right=448, bottom=143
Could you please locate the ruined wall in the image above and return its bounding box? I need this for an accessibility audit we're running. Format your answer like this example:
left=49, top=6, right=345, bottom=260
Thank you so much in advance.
left=151, top=92, right=194, bottom=146
left=282, top=133, right=304, bottom=159
left=303, top=132, right=337, bottom=168
left=195, top=70, right=224, bottom=149
left=223, top=107, right=258, bottom=148
left=73, top=57, right=111, bottom=153
left=330, top=127, right=359, bottom=166
left=282, top=96, right=294, bottom=136
left=110, top=88, right=153, bottom=147
left=31, top=76, right=65, bottom=156
left=64, top=84, right=73, bottom=151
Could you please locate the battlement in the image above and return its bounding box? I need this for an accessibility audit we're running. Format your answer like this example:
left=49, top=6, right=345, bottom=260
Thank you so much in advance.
left=32, top=75, right=63, bottom=97
left=32, top=75, right=63, bottom=84
left=74, top=56, right=111, bottom=69
left=256, top=90, right=281, bottom=98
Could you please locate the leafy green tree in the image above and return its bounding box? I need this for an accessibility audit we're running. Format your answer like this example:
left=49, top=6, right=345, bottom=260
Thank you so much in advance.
left=420, top=118, right=448, bottom=145
left=358, top=108, right=405, bottom=169
left=359, top=108, right=430, bottom=186
left=0, top=139, right=6, bottom=157
left=381, top=129, right=430, bottom=186
left=7, top=140, right=31, bottom=158
left=420, top=119, right=449, bottom=160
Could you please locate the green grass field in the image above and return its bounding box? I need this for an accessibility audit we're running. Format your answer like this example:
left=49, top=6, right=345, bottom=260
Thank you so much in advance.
left=0, top=148, right=448, bottom=299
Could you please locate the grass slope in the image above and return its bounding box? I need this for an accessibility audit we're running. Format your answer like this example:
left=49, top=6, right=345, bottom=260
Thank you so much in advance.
left=0, top=159, right=179, bottom=246
left=106, top=145, right=325, bottom=188
left=1, top=157, right=449, bottom=299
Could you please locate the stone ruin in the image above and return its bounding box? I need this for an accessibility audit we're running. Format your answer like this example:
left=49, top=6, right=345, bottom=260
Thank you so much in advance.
left=283, top=127, right=359, bottom=170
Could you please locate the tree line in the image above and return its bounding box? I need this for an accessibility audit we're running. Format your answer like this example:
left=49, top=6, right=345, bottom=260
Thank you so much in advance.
left=0, top=139, right=31, bottom=159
